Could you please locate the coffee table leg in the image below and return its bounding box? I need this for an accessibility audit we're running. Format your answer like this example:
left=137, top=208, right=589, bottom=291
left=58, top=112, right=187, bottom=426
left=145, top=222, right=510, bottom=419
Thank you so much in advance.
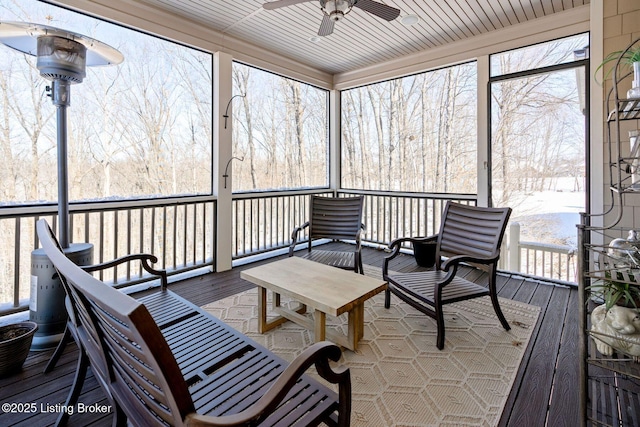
left=258, top=286, right=268, bottom=333
left=314, top=310, right=326, bottom=342
left=259, top=288, right=301, bottom=334
left=356, top=303, right=365, bottom=340
left=347, top=303, right=365, bottom=350
left=272, top=292, right=307, bottom=315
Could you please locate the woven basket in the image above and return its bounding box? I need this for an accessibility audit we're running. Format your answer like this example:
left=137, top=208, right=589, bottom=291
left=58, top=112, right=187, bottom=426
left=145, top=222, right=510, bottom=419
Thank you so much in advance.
left=0, top=321, right=38, bottom=378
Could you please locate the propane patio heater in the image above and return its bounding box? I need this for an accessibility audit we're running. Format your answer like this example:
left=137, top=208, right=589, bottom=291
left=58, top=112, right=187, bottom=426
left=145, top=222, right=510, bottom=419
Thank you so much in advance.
left=0, top=22, right=123, bottom=349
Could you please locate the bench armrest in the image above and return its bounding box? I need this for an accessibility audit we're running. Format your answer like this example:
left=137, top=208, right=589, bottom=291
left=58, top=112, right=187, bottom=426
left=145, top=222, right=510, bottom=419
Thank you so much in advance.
left=185, top=341, right=350, bottom=427
left=82, top=253, right=168, bottom=291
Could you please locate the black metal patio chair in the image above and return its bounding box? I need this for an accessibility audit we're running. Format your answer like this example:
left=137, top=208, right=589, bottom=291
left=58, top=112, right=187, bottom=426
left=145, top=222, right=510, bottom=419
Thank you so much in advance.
left=289, top=195, right=365, bottom=274
left=383, top=201, right=512, bottom=349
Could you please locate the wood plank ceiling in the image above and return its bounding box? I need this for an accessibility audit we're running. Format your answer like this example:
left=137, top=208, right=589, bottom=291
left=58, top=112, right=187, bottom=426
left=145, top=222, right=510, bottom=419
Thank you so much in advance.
left=137, top=0, right=589, bottom=75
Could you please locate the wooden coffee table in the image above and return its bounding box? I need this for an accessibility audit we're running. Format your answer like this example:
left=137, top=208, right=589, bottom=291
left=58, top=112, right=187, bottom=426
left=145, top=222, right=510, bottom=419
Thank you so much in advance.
left=240, top=257, right=387, bottom=351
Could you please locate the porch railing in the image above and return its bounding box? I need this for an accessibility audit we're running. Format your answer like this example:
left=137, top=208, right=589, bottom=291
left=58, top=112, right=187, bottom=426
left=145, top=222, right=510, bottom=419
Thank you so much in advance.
left=231, top=190, right=577, bottom=284
left=2, top=190, right=577, bottom=317
left=504, top=222, right=577, bottom=283
left=339, top=190, right=476, bottom=245
left=0, top=196, right=216, bottom=315
left=231, top=190, right=334, bottom=258
left=231, top=189, right=477, bottom=259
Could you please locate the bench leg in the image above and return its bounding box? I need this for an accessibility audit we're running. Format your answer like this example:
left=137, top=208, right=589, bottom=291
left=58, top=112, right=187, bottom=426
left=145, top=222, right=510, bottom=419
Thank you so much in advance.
left=44, top=324, right=72, bottom=373
left=54, top=348, right=89, bottom=427
left=112, top=403, right=127, bottom=427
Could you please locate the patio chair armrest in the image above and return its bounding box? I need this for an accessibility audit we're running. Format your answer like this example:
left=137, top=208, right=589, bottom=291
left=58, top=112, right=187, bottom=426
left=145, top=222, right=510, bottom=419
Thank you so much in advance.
left=81, top=253, right=168, bottom=290
left=185, top=341, right=351, bottom=427
left=383, top=235, right=438, bottom=278
left=441, top=254, right=498, bottom=272
left=289, top=221, right=310, bottom=255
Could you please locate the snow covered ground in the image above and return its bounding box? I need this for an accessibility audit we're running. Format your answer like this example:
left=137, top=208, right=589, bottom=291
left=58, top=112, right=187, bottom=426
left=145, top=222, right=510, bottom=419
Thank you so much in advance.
left=509, top=190, right=584, bottom=248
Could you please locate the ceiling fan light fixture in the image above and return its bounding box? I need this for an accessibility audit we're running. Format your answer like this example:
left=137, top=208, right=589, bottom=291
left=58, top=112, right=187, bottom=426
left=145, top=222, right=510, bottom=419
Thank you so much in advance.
left=321, top=0, right=353, bottom=22
left=401, top=14, right=419, bottom=26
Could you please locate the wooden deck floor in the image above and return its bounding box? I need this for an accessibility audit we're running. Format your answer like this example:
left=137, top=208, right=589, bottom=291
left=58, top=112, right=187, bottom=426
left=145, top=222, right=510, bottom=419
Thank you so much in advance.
left=0, top=244, right=579, bottom=426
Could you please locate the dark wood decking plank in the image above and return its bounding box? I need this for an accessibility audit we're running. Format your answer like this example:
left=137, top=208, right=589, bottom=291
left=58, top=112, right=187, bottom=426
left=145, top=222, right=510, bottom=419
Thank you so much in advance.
left=546, top=287, right=580, bottom=427
left=495, top=273, right=527, bottom=298
left=497, top=276, right=549, bottom=427
left=503, top=284, right=570, bottom=427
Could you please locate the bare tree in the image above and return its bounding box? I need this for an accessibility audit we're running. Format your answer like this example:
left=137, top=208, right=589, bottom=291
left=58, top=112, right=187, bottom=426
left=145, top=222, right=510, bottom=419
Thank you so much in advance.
left=233, top=65, right=257, bottom=189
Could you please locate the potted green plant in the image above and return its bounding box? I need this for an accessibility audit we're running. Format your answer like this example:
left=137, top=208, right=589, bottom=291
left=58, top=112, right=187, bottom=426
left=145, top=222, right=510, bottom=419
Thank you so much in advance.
left=588, top=269, right=640, bottom=359
left=587, top=269, right=640, bottom=311
left=595, top=43, right=640, bottom=98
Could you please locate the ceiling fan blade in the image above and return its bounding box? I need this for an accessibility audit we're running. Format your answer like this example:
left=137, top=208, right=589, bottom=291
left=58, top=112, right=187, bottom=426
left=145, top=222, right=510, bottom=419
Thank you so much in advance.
left=263, top=0, right=312, bottom=10
left=354, top=0, right=401, bottom=21
left=318, top=14, right=335, bottom=36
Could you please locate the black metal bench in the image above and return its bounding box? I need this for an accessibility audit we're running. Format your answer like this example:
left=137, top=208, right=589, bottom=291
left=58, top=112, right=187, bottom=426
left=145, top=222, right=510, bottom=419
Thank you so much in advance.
left=37, top=219, right=351, bottom=427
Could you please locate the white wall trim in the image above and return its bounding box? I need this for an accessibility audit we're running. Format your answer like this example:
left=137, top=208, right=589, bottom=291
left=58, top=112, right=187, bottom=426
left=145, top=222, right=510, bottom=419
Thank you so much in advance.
left=476, top=55, right=490, bottom=208
left=214, top=52, right=233, bottom=271
left=589, top=0, right=604, bottom=231
left=329, top=90, right=341, bottom=190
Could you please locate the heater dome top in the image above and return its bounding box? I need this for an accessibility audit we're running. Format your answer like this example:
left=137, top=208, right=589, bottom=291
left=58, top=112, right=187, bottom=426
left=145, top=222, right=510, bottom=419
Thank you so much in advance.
left=0, top=21, right=123, bottom=67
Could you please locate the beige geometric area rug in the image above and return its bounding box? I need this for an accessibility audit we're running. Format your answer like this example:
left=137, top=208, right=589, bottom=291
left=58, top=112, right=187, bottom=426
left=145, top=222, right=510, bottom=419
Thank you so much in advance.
left=202, top=266, right=540, bottom=427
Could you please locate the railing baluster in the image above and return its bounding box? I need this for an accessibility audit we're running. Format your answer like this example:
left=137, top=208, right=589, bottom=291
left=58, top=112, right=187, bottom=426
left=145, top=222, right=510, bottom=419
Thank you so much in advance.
left=181, top=204, right=185, bottom=267
left=162, top=206, right=168, bottom=269
left=192, top=204, right=196, bottom=266
left=139, top=207, right=145, bottom=278
left=203, top=202, right=208, bottom=265
left=151, top=207, right=156, bottom=263
left=99, top=211, right=105, bottom=279
left=171, top=205, right=177, bottom=270
left=13, top=217, right=20, bottom=308
left=127, top=209, right=132, bottom=281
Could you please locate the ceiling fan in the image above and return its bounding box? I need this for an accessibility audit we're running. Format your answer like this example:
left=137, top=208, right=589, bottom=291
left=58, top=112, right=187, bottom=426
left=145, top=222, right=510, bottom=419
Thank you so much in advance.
left=263, top=0, right=401, bottom=36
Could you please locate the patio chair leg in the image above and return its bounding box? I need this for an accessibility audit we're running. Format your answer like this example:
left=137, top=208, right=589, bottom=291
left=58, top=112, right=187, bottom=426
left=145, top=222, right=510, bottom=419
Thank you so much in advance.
left=384, top=288, right=391, bottom=309
left=436, top=307, right=445, bottom=350
left=491, top=292, right=511, bottom=331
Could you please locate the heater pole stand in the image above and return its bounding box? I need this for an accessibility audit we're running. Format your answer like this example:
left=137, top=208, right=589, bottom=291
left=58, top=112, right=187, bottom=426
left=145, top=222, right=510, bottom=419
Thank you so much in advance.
left=51, top=80, right=71, bottom=249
